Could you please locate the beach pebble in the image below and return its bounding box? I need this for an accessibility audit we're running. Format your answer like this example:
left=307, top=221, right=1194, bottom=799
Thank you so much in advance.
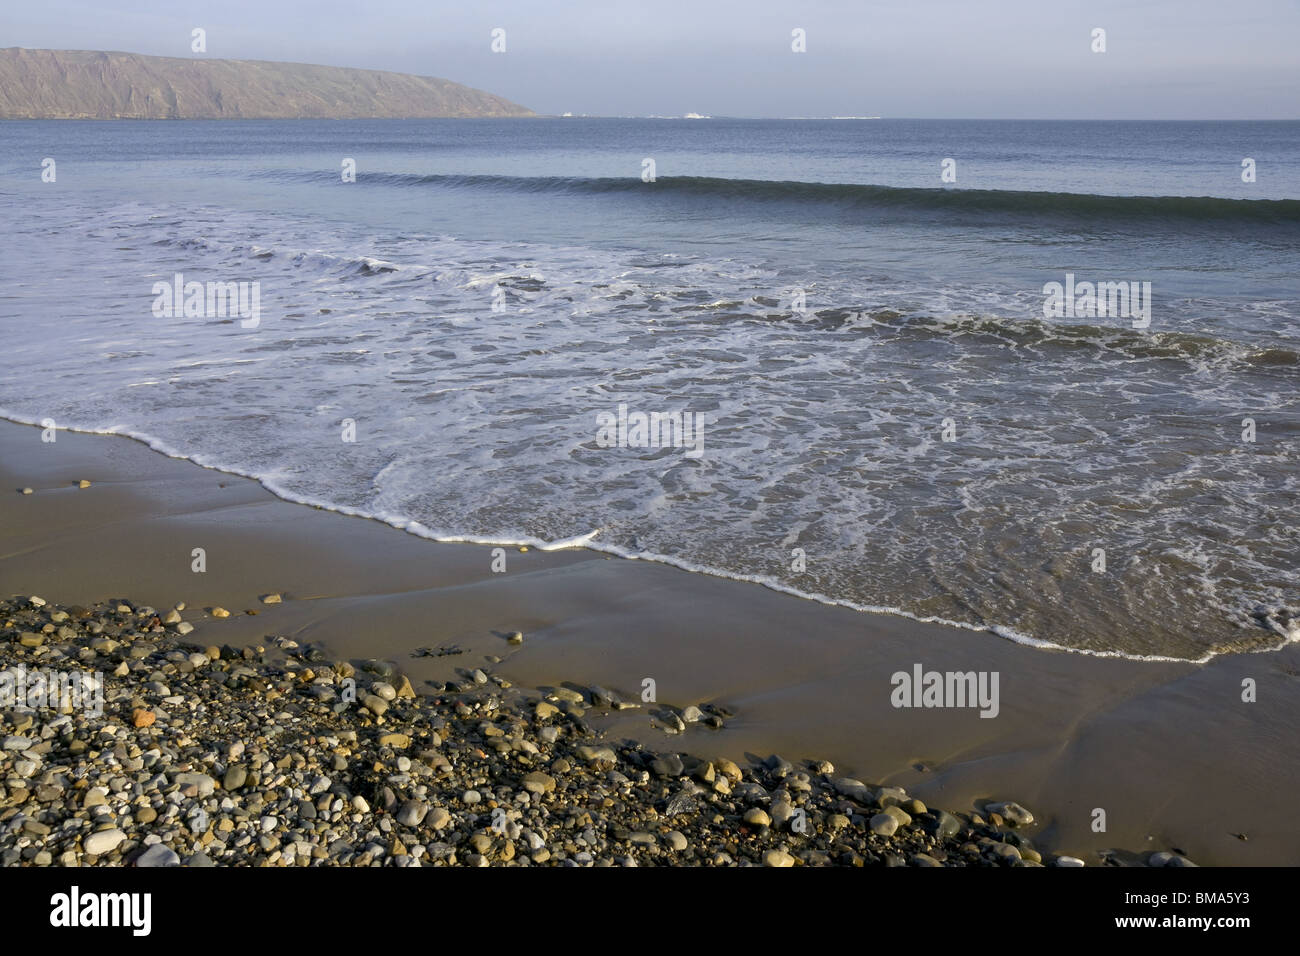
left=396, top=801, right=429, bottom=826
left=744, top=808, right=771, bottom=827
left=211, top=607, right=230, bottom=618
left=84, top=828, right=126, bottom=856
left=507, top=631, right=523, bottom=645
left=77, top=479, right=91, bottom=488
left=173, top=772, right=216, bottom=797
left=261, top=593, right=282, bottom=604
left=136, top=844, right=180, bottom=867
left=869, top=813, right=899, bottom=837
left=763, top=849, right=795, bottom=867
left=522, top=771, right=556, bottom=794
left=1053, top=855, right=1086, bottom=867
left=223, top=765, right=248, bottom=790
left=1149, top=851, right=1197, bottom=867
left=986, top=801, right=1033, bottom=827
left=427, top=808, right=452, bottom=830
left=20, top=487, right=32, bottom=495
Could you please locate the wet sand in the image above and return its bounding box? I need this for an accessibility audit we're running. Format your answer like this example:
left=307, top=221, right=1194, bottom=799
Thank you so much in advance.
left=2, top=419, right=1297, bottom=865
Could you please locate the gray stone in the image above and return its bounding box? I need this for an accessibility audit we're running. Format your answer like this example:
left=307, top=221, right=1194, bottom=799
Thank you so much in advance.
left=136, top=844, right=180, bottom=867
left=396, top=800, right=429, bottom=826
left=869, top=813, right=898, bottom=837
left=173, top=772, right=216, bottom=797
left=84, top=828, right=127, bottom=856
left=986, top=801, right=1033, bottom=827
left=521, top=771, right=556, bottom=794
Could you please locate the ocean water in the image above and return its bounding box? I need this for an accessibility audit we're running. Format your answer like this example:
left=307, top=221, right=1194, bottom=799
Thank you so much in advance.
left=1, top=118, right=1297, bottom=662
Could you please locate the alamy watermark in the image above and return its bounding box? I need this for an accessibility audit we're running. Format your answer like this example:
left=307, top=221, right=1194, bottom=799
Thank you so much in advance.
left=1042, top=273, right=1151, bottom=329
left=596, top=403, right=705, bottom=458
left=152, top=272, right=261, bottom=328
left=890, top=663, right=999, bottom=718
left=1, top=665, right=104, bottom=717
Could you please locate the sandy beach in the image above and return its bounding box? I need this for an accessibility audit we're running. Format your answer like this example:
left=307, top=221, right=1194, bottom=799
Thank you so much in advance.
left=2, top=418, right=1296, bottom=865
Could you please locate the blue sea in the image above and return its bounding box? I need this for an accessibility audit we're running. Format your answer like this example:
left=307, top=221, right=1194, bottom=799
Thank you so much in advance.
left=1, top=118, right=1297, bottom=661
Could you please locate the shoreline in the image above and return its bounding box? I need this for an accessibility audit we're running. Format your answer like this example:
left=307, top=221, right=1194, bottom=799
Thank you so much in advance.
left=1, top=412, right=1277, bottom=668
left=2, top=419, right=1298, bottom=864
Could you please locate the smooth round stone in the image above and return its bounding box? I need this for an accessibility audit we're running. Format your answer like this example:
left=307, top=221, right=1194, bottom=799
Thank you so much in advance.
left=536, top=701, right=560, bottom=719
left=985, top=801, right=1033, bottom=827
left=882, top=805, right=912, bottom=827
left=84, top=828, right=126, bottom=856
left=462, top=790, right=482, bottom=805
left=990, top=843, right=1022, bottom=862
left=427, top=807, right=452, bottom=830
left=136, top=844, right=180, bottom=867
left=869, top=813, right=899, bottom=837
left=372, top=682, right=397, bottom=701
left=223, top=765, right=248, bottom=791
left=521, top=771, right=556, bottom=794
left=260, top=815, right=278, bottom=832
left=665, top=831, right=688, bottom=852
left=927, top=809, right=962, bottom=839
left=396, top=801, right=429, bottom=826
left=743, top=808, right=771, bottom=827
left=1053, top=855, right=1086, bottom=867
left=762, top=849, right=795, bottom=867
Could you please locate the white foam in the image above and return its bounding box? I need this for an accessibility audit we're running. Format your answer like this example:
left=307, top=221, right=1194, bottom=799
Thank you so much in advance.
left=8, top=410, right=1299, bottom=668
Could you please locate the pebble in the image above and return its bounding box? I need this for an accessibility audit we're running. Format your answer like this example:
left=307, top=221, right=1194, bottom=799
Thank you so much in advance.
left=261, top=593, right=282, bottom=604
left=986, top=801, right=1033, bottom=827
left=869, top=813, right=899, bottom=837
left=84, top=828, right=126, bottom=856
left=396, top=801, right=429, bottom=826
left=136, top=844, right=180, bottom=867
left=522, top=771, right=557, bottom=794
left=0, top=593, right=1103, bottom=871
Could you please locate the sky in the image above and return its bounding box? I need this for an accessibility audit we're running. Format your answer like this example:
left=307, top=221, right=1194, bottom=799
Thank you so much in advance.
left=2, top=0, right=1297, bottom=119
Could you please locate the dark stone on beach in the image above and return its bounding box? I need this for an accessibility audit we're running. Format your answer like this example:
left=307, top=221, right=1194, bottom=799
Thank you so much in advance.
left=651, top=754, right=684, bottom=778
left=223, top=765, right=248, bottom=791
left=137, top=844, right=181, bottom=867
left=924, top=810, right=962, bottom=840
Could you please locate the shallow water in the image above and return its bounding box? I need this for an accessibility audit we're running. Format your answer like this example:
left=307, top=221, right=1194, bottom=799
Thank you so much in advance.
left=1, top=118, right=1297, bottom=660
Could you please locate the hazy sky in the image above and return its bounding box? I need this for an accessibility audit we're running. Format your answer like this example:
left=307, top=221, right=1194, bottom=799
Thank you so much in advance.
left=3, top=0, right=1297, bottom=118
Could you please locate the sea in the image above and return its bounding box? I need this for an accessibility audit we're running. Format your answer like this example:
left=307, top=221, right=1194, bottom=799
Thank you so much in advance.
left=1, top=118, right=1297, bottom=662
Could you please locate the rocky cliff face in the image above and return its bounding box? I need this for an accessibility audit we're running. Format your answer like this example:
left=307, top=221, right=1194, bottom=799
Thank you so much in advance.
left=0, top=48, right=534, bottom=119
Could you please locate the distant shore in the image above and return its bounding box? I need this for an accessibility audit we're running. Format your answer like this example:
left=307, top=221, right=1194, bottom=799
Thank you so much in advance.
left=2, top=419, right=1297, bottom=865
